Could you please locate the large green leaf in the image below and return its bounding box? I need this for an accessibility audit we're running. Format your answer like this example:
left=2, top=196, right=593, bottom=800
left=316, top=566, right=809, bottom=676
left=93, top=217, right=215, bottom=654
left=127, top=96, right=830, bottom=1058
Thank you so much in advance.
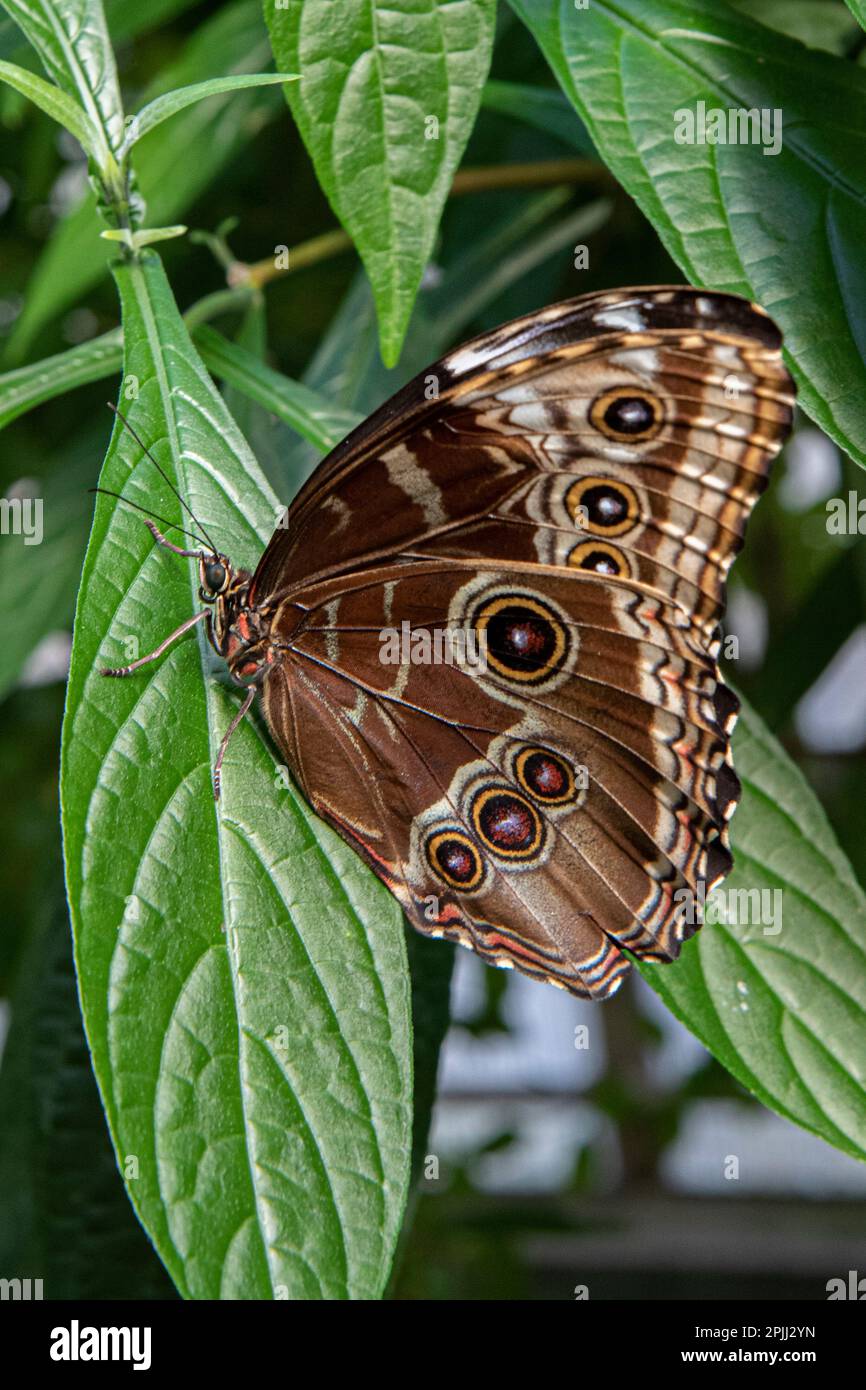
left=509, top=0, right=866, bottom=471
left=642, top=699, right=866, bottom=1162
left=60, top=254, right=412, bottom=1300
left=264, top=0, right=497, bottom=366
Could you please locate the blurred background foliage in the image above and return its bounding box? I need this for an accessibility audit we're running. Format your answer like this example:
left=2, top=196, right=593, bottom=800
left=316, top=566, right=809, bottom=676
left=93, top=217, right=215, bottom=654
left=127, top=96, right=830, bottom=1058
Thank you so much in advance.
left=1, top=0, right=865, bottom=1299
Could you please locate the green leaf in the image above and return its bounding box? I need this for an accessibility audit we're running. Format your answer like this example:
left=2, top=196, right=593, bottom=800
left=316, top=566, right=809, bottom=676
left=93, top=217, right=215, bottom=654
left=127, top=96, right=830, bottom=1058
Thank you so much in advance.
left=264, top=0, right=497, bottom=366
left=4, top=0, right=282, bottom=364
left=60, top=254, right=412, bottom=1299
left=122, top=71, right=297, bottom=153
left=509, top=0, right=866, bottom=471
left=845, top=1, right=866, bottom=33
left=0, top=0, right=125, bottom=174
left=193, top=324, right=362, bottom=454
left=0, top=56, right=98, bottom=151
left=0, top=328, right=122, bottom=429
left=641, top=699, right=866, bottom=1162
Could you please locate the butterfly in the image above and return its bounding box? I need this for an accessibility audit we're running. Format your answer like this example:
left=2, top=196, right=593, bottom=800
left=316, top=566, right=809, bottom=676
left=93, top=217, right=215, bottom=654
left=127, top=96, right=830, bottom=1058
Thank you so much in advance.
left=102, top=286, right=795, bottom=1000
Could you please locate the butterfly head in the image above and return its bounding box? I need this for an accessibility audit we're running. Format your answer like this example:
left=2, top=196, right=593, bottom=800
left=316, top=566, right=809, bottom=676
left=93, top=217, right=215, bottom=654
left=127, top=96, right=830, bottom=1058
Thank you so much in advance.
left=196, top=550, right=259, bottom=667
left=198, top=552, right=233, bottom=603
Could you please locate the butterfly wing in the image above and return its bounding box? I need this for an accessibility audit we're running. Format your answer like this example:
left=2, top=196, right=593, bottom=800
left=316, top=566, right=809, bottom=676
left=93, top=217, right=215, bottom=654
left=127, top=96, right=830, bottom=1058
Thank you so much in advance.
left=253, top=285, right=791, bottom=635
left=262, top=559, right=735, bottom=998
left=254, top=288, right=794, bottom=997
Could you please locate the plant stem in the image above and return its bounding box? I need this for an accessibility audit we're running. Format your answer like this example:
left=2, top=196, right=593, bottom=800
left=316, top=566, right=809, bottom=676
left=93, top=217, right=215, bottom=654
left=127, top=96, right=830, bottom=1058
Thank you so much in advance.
left=452, top=158, right=603, bottom=194
left=237, top=159, right=607, bottom=289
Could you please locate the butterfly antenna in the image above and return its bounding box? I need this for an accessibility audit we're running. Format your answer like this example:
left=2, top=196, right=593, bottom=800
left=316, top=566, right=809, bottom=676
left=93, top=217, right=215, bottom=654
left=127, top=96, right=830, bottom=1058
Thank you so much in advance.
left=89, top=487, right=211, bottom=550
left=107, top=402, right=221, bottom=555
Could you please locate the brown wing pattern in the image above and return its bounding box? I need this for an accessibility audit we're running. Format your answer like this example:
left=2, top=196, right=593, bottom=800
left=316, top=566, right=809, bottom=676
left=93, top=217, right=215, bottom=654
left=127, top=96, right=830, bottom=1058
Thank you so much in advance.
left=256, top=288, right=795, bottom=998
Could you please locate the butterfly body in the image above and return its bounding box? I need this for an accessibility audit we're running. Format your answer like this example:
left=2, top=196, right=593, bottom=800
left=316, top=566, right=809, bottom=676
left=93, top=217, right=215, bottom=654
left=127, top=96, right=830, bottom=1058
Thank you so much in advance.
left=106, top=286, right=795, bottom=999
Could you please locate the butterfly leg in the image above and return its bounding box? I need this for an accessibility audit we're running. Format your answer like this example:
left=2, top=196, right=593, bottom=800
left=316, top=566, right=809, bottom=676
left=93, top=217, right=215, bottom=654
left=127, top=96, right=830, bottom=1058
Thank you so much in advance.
left=213, top=686, right=256, bottom=801
left=100, top=608, right=208, bottom=677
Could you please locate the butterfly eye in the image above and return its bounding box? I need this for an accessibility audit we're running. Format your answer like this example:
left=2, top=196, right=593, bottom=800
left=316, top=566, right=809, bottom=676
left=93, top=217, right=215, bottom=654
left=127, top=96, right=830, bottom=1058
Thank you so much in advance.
left=590, top=387, right=664, bottom=441
left=202, top=559, right=228, bottom=594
